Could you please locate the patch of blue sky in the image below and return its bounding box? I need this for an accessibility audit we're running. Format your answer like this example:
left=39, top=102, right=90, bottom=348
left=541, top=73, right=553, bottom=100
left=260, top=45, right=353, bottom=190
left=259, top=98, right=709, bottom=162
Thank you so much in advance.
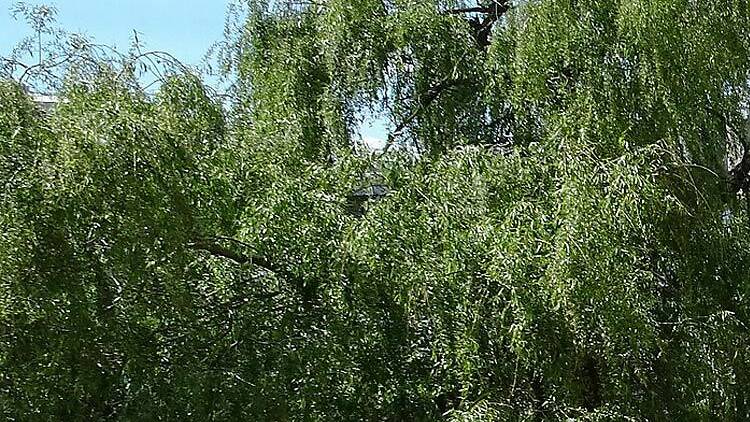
left=0, top=0, right=229, bottom=65
left=0, top=0, right=387, bottom=148
left=358, top=109, right=389, bottom=151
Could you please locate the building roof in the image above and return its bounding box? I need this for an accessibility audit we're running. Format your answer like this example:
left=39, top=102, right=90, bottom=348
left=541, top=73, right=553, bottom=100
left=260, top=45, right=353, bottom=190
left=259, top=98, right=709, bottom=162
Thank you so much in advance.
left=30, top=94, right=61, bottom=112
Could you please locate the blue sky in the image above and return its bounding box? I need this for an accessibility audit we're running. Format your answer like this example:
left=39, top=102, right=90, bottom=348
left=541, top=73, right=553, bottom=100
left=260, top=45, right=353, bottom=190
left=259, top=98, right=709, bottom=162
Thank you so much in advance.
left=0, top=0, right=230, bottom=65
left=0, top=0, right=388, bottom=146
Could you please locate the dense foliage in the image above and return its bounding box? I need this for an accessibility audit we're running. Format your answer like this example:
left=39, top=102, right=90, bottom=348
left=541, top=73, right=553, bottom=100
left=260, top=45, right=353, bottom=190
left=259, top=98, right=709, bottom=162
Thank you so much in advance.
left=3, top=0, right=750, bottom=420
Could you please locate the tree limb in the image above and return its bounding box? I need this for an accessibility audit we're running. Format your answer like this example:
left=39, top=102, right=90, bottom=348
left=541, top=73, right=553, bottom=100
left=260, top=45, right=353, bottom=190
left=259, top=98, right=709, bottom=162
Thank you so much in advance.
left=188, top=238, right=281, bottom=274
left=444, top=6, right=491, bottom=14
left=382, top=78, right=466, bottom=153
left=444, top=1, right=511, bottom=47
left=730, top=145, right=750, bottom=193
left=443, top=1, right=509, bottom=16
left=188, top=237, right=316, bottom=305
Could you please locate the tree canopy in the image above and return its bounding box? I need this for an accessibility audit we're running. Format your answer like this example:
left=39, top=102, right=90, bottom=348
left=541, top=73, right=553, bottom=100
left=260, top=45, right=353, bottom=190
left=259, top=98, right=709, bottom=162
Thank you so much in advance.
left=2, top=0, right=750, bottom=420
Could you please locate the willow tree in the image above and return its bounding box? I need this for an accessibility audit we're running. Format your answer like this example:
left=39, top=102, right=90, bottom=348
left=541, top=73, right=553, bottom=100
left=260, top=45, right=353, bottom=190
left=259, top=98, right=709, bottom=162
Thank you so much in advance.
left=2, top=0, right=750, bottom=420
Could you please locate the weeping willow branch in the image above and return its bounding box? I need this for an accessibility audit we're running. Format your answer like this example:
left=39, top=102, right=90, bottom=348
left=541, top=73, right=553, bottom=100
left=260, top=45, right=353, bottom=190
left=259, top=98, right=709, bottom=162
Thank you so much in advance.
left=188, top=237, right=317, bottom=305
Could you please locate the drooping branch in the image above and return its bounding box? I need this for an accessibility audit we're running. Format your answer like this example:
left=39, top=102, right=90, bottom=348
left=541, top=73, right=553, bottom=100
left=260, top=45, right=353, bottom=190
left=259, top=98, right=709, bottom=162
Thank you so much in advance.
left=18, top=54, right=72, bottom=84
